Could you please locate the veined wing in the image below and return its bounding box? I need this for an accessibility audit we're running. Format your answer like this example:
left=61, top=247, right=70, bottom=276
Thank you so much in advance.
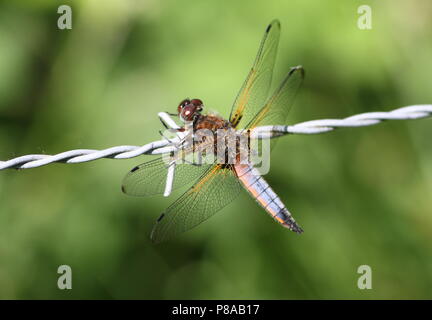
left=246, top=66, right=304, bottom=129
left=150, top=164, right=242, bottom=243
left=229, top=20, right=280, bottom=129
left=122, top=156, right=211, bottom=197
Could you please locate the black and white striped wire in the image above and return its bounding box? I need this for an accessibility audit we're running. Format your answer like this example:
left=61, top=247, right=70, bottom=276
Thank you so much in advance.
left=1, top=104, right=430, bottom=170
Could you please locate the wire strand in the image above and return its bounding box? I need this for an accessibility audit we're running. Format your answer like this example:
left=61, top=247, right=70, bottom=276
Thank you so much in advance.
left=1, top=104, right=430, bottom=170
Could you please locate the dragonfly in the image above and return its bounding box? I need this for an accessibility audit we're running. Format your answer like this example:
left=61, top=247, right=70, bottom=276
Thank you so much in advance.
left=122, top=19, right=305, bottom=243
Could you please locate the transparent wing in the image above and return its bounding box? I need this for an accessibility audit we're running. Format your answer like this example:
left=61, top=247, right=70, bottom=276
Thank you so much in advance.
left=229, top=20, right=280, bottom=129
left=247, top=66, right=304, bottom=129
left=122, top=157, right=212, bottom=197
left=150, top=164, right=242, bottom=243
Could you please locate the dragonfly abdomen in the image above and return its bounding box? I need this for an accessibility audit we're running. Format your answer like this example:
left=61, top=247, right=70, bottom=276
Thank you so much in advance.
left=234, top=164, right=303, bottom=234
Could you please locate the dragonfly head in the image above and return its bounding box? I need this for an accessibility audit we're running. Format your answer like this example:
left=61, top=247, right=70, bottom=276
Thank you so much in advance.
left=177, top=98, right=204, bottom=122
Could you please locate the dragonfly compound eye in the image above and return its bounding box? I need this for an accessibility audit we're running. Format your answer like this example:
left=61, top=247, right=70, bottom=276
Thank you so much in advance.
left=191, top=99, right=204, bottom=112
left=177, top=98, right=190, bottom=114
left=181, top=105, right=198, bottom=121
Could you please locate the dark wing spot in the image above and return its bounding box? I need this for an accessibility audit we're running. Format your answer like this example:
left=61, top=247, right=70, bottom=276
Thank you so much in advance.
left=121, top=185, right=126, bottom=193
left=266, top=24, right=272, bottom=33
left=156, top=213, right=165, bottom=222
left=289, top=65, right=305, bottom=77
left=130, top=166, right=139, bottom=172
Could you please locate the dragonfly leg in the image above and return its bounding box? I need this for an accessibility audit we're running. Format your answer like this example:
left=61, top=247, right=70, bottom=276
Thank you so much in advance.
left=159, top=130, right=178, bottom=145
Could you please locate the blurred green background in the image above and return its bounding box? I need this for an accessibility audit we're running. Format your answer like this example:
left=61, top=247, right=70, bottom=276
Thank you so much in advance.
left=0, top=0, right=431, bottom=299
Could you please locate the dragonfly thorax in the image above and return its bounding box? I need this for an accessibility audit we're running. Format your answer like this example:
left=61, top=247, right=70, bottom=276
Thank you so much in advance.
left=194, top=114, right=232, bottom=132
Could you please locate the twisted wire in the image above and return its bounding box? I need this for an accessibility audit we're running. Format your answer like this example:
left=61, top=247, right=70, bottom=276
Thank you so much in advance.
left=1, top=104, right=430, bottom=170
